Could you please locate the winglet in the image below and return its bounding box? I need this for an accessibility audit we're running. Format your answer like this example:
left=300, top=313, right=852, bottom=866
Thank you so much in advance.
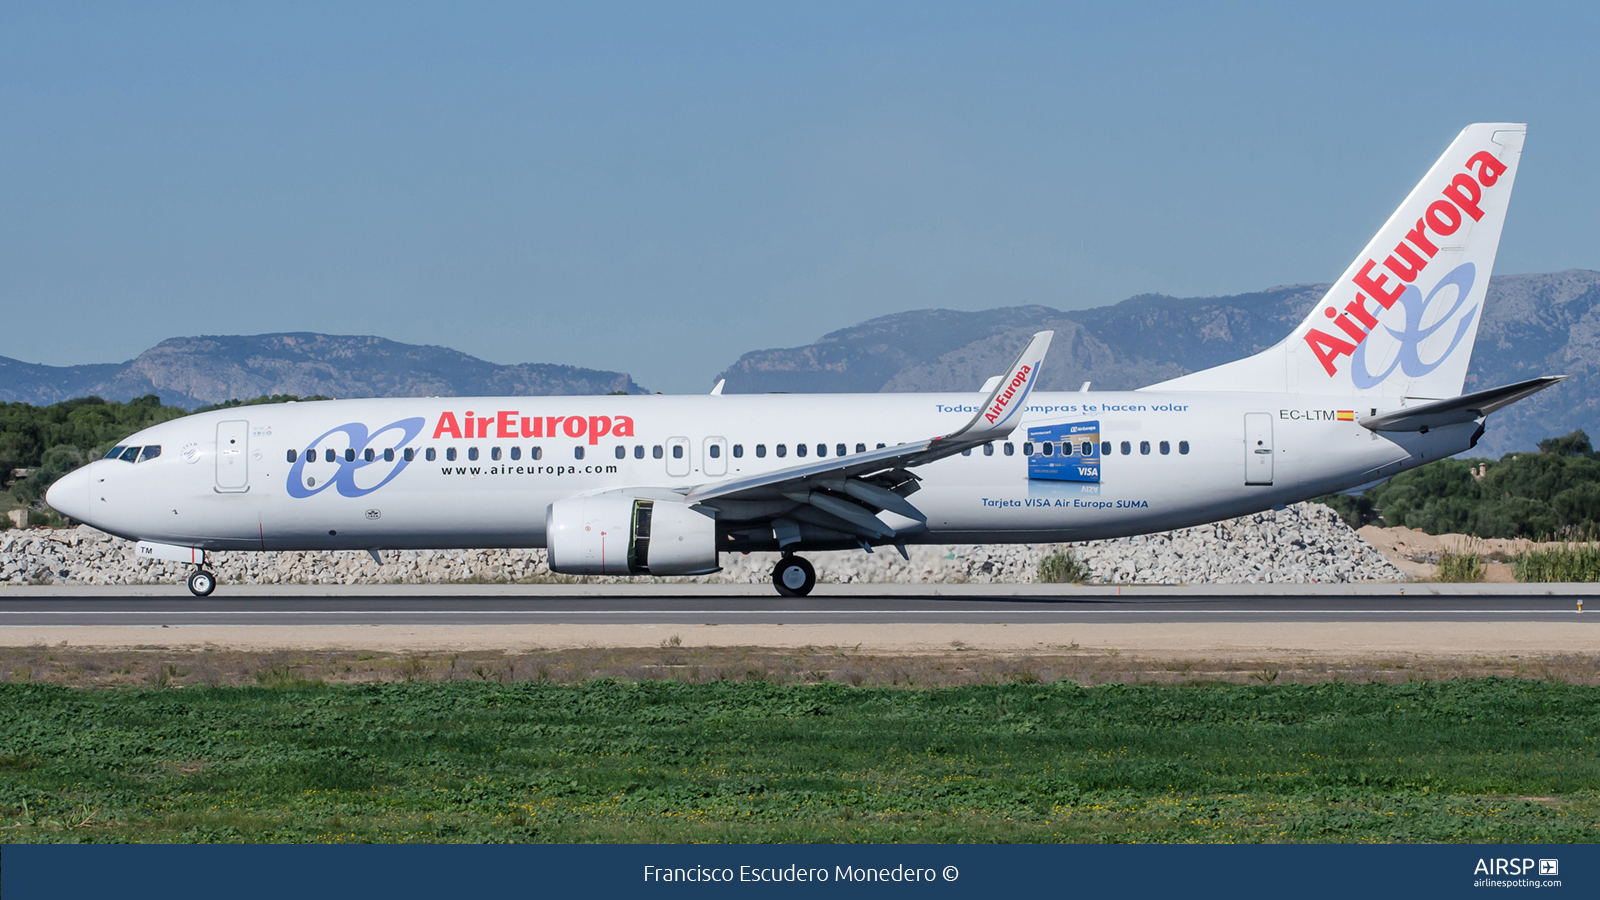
left=710, top=379, right=725, bottom=396
left=945, top=331, right=1053, bottom=442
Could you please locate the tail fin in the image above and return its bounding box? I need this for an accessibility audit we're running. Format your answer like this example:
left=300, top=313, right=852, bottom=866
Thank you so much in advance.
left=1148, top=123, right=1525, bottom=399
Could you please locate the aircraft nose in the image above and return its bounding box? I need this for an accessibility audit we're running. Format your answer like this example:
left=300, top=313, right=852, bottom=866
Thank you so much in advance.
left=44, top=465, right=93, bottom=523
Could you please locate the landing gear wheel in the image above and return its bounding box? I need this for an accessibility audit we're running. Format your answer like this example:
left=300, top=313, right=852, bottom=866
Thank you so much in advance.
left=772, top=555, right=816, bottom=597
left=187, top=568, right=216, bottom=597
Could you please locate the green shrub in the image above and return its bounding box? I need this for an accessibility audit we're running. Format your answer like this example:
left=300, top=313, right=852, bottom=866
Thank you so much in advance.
left=1037, top=549, right=1088, bottom=583
left=1514, top=544, right=1600, bottom=582
left=1435, top=552, right=1485, bottom=582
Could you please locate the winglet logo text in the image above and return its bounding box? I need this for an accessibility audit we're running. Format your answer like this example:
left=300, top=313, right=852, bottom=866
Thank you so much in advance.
left=985, top=365, right=1033, bottom=425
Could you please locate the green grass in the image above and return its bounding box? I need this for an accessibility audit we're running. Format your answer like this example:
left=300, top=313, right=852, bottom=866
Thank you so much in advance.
left=1516, top=544, right=1600, bottom=582
left=1435, top=552, right=1486, bottom=583
left=1036, top=549, right=1089, bottom=583
left=2, top=679, right=1597, bottom=843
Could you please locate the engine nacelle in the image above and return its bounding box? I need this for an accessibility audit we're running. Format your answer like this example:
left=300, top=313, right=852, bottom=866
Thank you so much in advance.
left=546, top=496, right=719, bottom=576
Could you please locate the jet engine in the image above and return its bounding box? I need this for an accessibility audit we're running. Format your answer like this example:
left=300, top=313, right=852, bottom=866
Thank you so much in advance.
left=546, top=496, right=719, bottom=576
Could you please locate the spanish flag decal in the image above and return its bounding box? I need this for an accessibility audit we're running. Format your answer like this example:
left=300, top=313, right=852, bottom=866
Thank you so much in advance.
left=1336, top=410, right=1355, bottom=421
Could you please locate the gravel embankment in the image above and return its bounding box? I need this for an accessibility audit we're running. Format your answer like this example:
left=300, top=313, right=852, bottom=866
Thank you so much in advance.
left=1, top=502, right=1404, bottom=586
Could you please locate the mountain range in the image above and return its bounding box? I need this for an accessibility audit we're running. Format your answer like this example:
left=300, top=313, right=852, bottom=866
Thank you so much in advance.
left=3, top=271, right=1595, bottom=457
left=715, top=270, right=1600, bottom=457
left=0, top=333, right=645, bottom=408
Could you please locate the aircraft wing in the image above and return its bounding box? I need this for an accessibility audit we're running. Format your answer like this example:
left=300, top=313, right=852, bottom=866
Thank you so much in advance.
left=1360, top=375, right=1566, bottom=432
left=683, top=331, right=1053, bottom=546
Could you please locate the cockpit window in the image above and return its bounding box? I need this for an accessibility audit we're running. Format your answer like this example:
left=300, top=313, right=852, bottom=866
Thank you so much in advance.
left=138, top=445, right=161, bottom=462
left=106, top=446, right=126, bottom=459
left=119, top=446, right=141, bottom=462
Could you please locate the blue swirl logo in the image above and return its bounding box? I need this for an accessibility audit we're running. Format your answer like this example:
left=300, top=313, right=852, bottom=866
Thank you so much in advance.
left=286, top=417, right=426, bottom=499
left=1350, top=262, right=1479, bottom=389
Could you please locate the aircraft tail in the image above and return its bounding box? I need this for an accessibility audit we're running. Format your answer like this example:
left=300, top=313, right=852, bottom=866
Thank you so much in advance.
left=1147, top=123, right=1526, bottom=399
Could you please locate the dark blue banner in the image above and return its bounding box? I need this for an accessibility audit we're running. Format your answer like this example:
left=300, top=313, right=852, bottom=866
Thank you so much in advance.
left=3, top=843, right=1594, bottom=899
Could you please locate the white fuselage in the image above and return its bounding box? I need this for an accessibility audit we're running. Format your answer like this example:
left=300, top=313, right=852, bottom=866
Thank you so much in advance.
left=51, top=390, right=1472, bottom=554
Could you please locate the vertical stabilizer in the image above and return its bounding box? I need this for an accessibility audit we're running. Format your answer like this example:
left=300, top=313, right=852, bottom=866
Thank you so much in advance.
left=1147, top=123, right=1525, bottom=399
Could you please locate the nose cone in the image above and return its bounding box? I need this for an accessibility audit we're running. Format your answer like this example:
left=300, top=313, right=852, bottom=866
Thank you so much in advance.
left=45, top=465, right=93, bottom=523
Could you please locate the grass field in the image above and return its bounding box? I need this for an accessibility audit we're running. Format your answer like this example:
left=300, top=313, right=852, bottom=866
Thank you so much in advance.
left=2, top=676, right=1597, bottom=844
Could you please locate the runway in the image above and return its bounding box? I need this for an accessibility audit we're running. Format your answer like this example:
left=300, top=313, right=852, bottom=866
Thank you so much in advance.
left=2, top=589, right=1594, bottom=625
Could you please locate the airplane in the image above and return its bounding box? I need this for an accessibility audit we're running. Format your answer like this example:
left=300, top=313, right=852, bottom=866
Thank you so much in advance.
left=47, top=123, right=1562, bottom=598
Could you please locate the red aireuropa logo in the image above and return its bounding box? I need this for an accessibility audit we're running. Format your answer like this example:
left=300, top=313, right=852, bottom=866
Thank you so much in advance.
left=984, top=365, right=1032, bottom=424
left=433, top=410, right=635, bottom=446
left=1304, top=149, right=1508, bottom=377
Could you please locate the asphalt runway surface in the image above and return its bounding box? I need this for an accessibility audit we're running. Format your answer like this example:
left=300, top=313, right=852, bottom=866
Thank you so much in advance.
left=2, top=592, right=1594, bottom=626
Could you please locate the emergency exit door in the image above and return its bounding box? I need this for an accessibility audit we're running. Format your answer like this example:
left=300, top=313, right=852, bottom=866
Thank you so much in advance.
left=216, top=420, right=250, bottom=491
left=1244, top=413, right=1273, bottom=485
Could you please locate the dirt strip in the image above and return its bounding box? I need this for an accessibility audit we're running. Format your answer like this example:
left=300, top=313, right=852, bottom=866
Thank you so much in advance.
left=3, top=621, right=1596, bottom=659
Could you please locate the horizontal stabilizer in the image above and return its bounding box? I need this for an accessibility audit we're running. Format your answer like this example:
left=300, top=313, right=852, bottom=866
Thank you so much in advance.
left=1360, top=376, right=1566, bottom=432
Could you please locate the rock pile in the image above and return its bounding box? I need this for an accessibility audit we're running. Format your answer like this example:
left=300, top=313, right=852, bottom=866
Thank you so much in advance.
left=1, top=502, right=1405, bottom=586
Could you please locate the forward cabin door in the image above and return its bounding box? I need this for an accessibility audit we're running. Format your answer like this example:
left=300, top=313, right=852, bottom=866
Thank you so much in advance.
left=215, top=420, right=250, bottom=492
left=1244, top=413, right=1273, bottom=485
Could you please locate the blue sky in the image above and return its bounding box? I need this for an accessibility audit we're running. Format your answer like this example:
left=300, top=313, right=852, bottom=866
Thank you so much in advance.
left=3, top=2, right=1596, bottom=392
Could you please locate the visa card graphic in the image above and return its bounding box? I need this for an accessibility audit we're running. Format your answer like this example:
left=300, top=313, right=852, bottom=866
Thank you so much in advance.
left=1027, top=420, right=1100, bottom=483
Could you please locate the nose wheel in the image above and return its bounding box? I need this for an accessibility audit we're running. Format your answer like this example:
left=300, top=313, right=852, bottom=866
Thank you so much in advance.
left=187, top=568, right=217, bottom=597
left=772, top=555, right=816, bottom=597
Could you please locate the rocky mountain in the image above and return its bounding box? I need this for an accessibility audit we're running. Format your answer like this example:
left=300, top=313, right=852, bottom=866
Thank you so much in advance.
left=0, top=333, right=646, bottom=408
left=716, top=271, right=1600, bottom=457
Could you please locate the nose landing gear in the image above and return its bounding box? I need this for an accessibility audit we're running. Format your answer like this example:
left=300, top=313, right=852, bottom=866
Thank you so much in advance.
left=772, top=554, right=816, bottom=597
left=187, top=567, right=217, bottom=597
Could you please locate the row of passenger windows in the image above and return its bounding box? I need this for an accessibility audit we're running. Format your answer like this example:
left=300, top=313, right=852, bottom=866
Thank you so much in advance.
left=104, top=445, right=161, bottom=463
left=287, top=439, right=1193, bottom=464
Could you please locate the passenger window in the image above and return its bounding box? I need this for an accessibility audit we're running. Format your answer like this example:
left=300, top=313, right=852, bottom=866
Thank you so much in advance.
left=446, top=448, right=457, bottom=462
left=405, top=448, right=416, bottom=462
left=1102, top=441, right=1112, bottom=456
left=531, top=447, right=543, bottom=460
left=709, top=444, right=721, bottom=459
left=634, top=445, right=644, bottom=459
left=384, top=448, right=395, bottom=462
left=1121, top=441, right=1132, bottom=455
left=814, top=444, right=824, bottom=457
left=364, top=448, right=376, bottom=462
left=671, top=445, right=683, bottom=459
left=491, top=447, right=501, bottom=461
left=1004, top=443, right=1014, bottom=456
left=424, top=448, right=435, bottom=462
left=510, top=446, right=521, bottom=461
left=856, top=443, right=866, bottom=454
left=106, top=446, right=126, bottom=459
left=139, top=445, right=161, bottom=462
left=756, top=444, right=767, bottom=458
left=962, top=448, right=972, bottom=456
left=575, top=446, right=585, bottom=460
left=286, top=449, right=298, bottom=463
left=876, top=443, right=886, bottom=449
left=1022, top=442, right=1033, bottom=455
left=345, top=449, right=355, bottom=462
left=1179, top=441, right=1190, bottom=455
left=776, top=444, right=787, bottom=458
left=1081, top=441, right=1092, bottom=456
left=836, top=443, right=846, bottom=457
left=797, top=444, right=808, bottom=457
left=983, top=442, right=994, bottom=456
left=1042, top=442, right=1054, bottom=457
left=1140, top=441, right=1151, bottom=455
left=653, top=445, right=664, bottom=459
left=614, top=445, right=625, bottom=459
left=326, top=448, right=336, bottom=463
left=1159, top=441, right=1170, bottom=455
left=468, top=447, right=479, bottom=461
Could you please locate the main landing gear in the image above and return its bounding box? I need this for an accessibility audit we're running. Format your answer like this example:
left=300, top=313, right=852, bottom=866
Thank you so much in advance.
left=187, top=567, right=217, bottom=597
left=772, top=554, right=816, bottom=597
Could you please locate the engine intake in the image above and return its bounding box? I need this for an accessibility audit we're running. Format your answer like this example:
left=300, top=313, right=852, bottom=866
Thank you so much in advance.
left=546, top=497, right=719, bottom=576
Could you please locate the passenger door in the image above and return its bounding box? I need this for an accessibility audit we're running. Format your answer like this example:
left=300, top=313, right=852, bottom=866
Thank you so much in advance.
left=215, top=420, right=250, bottom=492
left=1244, top=413, right=1273, bottom=485
left=665, top=436, right=691, bottom=477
